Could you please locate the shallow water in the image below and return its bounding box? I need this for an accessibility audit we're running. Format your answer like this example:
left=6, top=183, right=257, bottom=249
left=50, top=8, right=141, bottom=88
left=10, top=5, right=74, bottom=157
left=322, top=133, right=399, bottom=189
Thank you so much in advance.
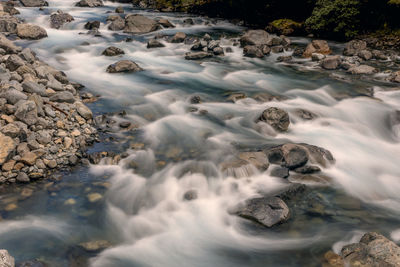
left=1, top=1, right=400, bottom=266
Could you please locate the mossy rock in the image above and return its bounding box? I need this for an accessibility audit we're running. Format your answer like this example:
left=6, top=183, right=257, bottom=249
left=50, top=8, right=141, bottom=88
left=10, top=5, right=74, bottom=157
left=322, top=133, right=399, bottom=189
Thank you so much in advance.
left=267, top=19, right=303, bottom=35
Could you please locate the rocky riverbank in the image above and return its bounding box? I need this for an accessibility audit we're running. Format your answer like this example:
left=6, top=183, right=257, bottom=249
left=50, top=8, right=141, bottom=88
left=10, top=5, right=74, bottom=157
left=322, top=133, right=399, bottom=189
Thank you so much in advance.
left=0, top=2, right=98, bottom=184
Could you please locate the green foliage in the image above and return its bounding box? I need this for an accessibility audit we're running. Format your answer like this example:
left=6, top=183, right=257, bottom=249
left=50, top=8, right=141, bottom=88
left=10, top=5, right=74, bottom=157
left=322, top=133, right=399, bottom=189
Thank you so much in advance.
left=305, top=0, right=361, bottom=39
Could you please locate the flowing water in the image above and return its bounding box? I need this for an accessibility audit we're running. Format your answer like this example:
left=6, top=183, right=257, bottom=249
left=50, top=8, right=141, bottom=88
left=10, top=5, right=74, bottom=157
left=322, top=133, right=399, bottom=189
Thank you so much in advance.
left=1, top=1, right=400, bottom=266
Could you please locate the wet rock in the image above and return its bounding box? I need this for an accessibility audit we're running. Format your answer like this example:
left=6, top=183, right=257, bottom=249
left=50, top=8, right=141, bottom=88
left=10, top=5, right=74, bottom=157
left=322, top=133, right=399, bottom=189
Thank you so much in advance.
left=107, top=16, right=124, bottom=31
left=115, top=6, right=124, bottom=13
left=390, top=71, right=400, bottom=83
left=358, top=50, right=372, bottom=61
left=75, top=0, right=103, bottom=7
left=171, top=32, right=186, bottom=43
left=183, top=18, right=194, bottom=25
left=292, top=47, right=304, bottom=58
left=106, top=60, right=143, bottom=73
left=276, top=55, right=292, bottom=62
left=20, top=0, right=48, bottom=7
left=184, top=51, right=212, bottom=60
left=183, top=190, right=197, bottom=201
left=343, top=40, right=367, bottom=56
left=87, top=193, right=102, bottom=202
left=15, top=100, right=38, bottom=125
left=238, top=152, right=269, bottom=170
left=213, top=47, right=224, bottom=56
left=16, top=172, right=29, bottom=183
left=321, top=55, right=341, bottom=70
left=270, top=167, right=289, bottom=178
left=79, top=240, right=111, bottom=252
left=158, top=19, right=174, bottom=28
left=50, top=10, right=74, bottom=29
left=243, top=45, right=264, bottom=58
left=16, top=24, right=47, bottom=40
left=340, top=232, right=400, bottom=266
left=102, top=46, right=124, bottom=56
left=271, top=45, right=284, bottom=53
left=294, top=165, right=321, bottom=174
left=49, top=91, right=75, bottom=103
left=16, top=259, right=48, bottom=267
left=0, top=132, right=16, bottom=165
left=240, top=30, right=270, bottom=46
left=147, top=39, right=165, bottom=49
left=235, top=196, right=290, bottom=227
left=124, top=14, right=160, bottom=34
left=0, top=249, right=14, bottom=267
left=303, top=40, right=331, bottom=58
left=259, top=107, right=290, bottom=132
left=348, top=65, right=377, bottom=75
left=372, top=50, right=387, bottom=60
left=84, top=21, right=100, bottom=30
left=322, top=251, right=344, bottom=267
left=0, top=34, right=21, bottom=54
left=295, top=109, right=318, bottom=120
left=312, top=53, right=325, bottom=61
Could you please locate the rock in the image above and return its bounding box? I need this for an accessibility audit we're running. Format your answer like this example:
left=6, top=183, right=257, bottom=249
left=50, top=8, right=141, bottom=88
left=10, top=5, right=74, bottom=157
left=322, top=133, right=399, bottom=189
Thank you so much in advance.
left=390, top=71, right=400, bottom=83
left=22, top=81, right=47, bottom=97
left=0, top=34, right=21, bottom=54
left=75, top=0, right=103, bottom=7
left=75, top=102, right=92, bottom=120
left=303, top=40, right=331, bottom=58
left=49, top=91, right=75, bottom=103
left=343, top=40, right=367, bottom=56
left=0, top=249, right=14, bottom=267
left=17, top=260, right=47, bottom=267
left=1, top=123, right=20, bottom=138
left=102, top=46, right=124, bottom=56
left=50, top=10, right=74, bottom=29
left=16, top=24, right=47, bottom=40
left=16, top=172, right=29, bottom=182
left=183, top=18, right=194, bottom=25
left=79, top=240, right=111, bottom=252
left=238, top=152, right=269, bottom=170
left=84, top=21, right=100, bottom=30
left=213, top=47, right=224, bottom=56
left=312, top=53, right=325, bottom=61
left=322, top=251, right=344, bottom=267
left=243, top=45, right=264, bottom=58
left=340, top=232, right=400, bottom=266
left=20, top=151, right=37, bottom=166
left=348, top=65, right=377, bottom=75
left=20, top=0, right=48, bottom=7
left=147, top=39, right=165, bottom=49
left=183, top=190, right=197, bottom=201
left=372, top=50, right=387, bottom=60
left=0, top=132, right=16, bottom=165
left=6, top=55, right=25, bottom=72
left=259, top=107, right=290, bottom=132
left=292, top=47, right=304, bottom=58
left=158, top=19, right=174, bottom=28
left=358, top=50, right=372, bottom=61
left=294, top=165, right=321, bottom=174
left=0, top=15, right=19, bottom=34
left=276, top=55, right=292, bottom=62
left=2, top=160, right=15, bottom=171
left=321, top=55, right=341, bottom=70
left=106, top=60, right=143, bottom=73
left=124, top=14, right=160, bottom=34
left=270, top=167, right=289, bottom=178
left=107, top=16, right=125, bottom=31
left=87, top=193, right=102, bottom=202
left=115, top=6, right=124, bottom=13
left=15, top=100, right=38, bottom=125
left=184, top=51, right=213, bottom=60
left=0, top=89, right=27, bottom=104
left=235, top=197, right=290, bottom=227
left=171, top=32, right=186, bottom=43
left=271, top=45, right=284, bottom=53
left=266, top=143, right=334, bottom=169
left=240, top=30, right=271, bottom=47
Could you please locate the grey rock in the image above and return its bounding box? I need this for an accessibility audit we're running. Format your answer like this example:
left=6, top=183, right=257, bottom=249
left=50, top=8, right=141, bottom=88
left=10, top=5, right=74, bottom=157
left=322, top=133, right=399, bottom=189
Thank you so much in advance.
left=20, top=0, right=48, bottom=7
left=124, top=14, right=160, bottom=34
left=259, top=107, right=290, bottom=132
left=106, top=60, right=143, bottom=73
left=171, top=32, right=186, bottom=43
left=6, top=54, right=25, bottom=71
left=84, top=21, right=100, bottom=30
left=358, top=50, right=372, bottom=61
left=16, top=172, right=30, bottom=182
left=184, top=51, right=213, bottom=60
left=107, top=16, right=125, bottom=31
left=147, top=39, right=165, bottom=49
left=75, top=101, right=92, bottom=120
left=20, top=48, right=36, bottom=63
left=158, top=19, right=174, bottom=28
left=50, top=10, right=74, bottom=29
left=1, top=123, right=20, bottom=138
left=75, top=0, right=103, bottom=7
left=102, top=46, right=124, bottom=56
left=49, top=91, right=75, bottom=103
left=15, top=100, right=38, bottom=125
left=240, top=30, right=271, bottom=46
left=321, top=55, right=341, bottom=70
left=271, top=45, right=284, bottom=53
left=270, top=167, right=289, bottom=178
left=343, top=40, right=367, bottom=56
left=0, top=33, right=21, bottom=54
left=0, top=89, right=27, bottom=104
left=243, top=45, right=263, bottom=58
left=115, top=6, right=124, bottom=13
left=22, top=81, right=47, bottom=96
left=213, top=47, right=224, bottom=55
left=0, top=132, right=16, bottom=165
left=16, top=24, right=47, bottom=40
left=235, top=197, right=290, bottom=227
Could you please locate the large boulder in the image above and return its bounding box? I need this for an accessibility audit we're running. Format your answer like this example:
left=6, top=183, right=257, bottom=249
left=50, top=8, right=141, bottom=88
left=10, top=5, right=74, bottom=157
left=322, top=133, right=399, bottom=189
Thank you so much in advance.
left=123, top=14, right=160, bottom=34
left=0, top=249, right=14, bottom=267
left=0, top=133, right=16, bottom=165
left=106, top=60, right=143, bottom=73
left=240, top=30, right=271, bottom=47
left=20, top=0, right=48, bottom=7
left=340, top=232, right=400, bottom=266
left=343, top=40, right=367, bottom=56
left=75, top=0, right=103, bottom=7
left=259, top=107, right=290, bottom=132
left=50, top=10, right=74, bottom=29
left=107, top=15, right=125, bottom=31
left=303, top=40, right=331, bottom=58
left=15, top=100, right=38, bottom=125
left=235, top=196, right=290, bottom=227
left=16, top=24, right=47, bottom=40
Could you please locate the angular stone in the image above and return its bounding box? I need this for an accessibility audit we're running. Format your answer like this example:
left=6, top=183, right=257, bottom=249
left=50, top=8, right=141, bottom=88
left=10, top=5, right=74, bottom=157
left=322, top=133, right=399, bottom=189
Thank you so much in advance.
left=49, top=91, right=75, bottom=103
left=0, top=133, right=16, bottom=165
left=20, top=151, right=38, bottom=166
left=170, top=32, right=186, bottom=43
left=259, top=107, right=290, bottom=132
left=15, top=100, right=38, bottom=126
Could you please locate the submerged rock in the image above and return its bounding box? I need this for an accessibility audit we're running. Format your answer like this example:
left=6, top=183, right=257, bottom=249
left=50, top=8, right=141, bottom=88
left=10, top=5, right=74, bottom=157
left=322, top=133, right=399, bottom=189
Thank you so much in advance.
left=106, top=60, right=143, bottom=73
left=79, top=240, right=111, bottom=252
left=50, top=10, right=74, bottom=29
left=258, top=107, right=290, bottom=132
left=235, top=196, right=290, bottom=227
left=184, top=51, right=213, bottom=60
